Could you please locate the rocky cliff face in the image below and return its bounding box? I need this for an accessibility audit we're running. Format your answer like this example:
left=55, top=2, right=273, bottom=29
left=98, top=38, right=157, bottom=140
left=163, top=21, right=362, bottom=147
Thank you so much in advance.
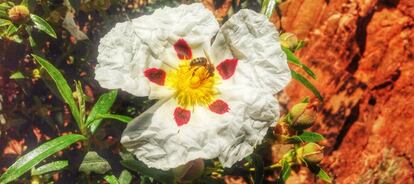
left=278, top=0, right=414, bottom=183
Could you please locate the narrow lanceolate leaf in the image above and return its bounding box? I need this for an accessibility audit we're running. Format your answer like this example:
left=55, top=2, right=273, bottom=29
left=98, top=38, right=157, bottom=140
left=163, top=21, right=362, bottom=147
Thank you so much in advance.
left=5, top=23, right=18, bottom=37
left=261, top=0, right=277, bottom=18
left=95, top=114, right=132, bottom=124
left=0, top=19, right=11, bottom=27
left=31, top=160, right=69, bottom=176
left=30, top=14, right=57, bottom=38
left=282, top=47, right=316, bottom=79
left=32, top=54, right=81, bottom=128
left=121, top=159, right=175, bottom=184
left=119, top=170, right=132, bottom=184
left=0, top=134, right=86, bottom=184
left=104, top=175, right=120, bottom=184
left=317, top=168, right=333, bottom=183
left=291, top=70, right=323, bottom=101
left=79, top=151, right=111, bottom=175
left=9, top=71, right=25, bottom=79
left=86, top=90, right=118, bottom=134
left=277, top=159, right=291, bottom=184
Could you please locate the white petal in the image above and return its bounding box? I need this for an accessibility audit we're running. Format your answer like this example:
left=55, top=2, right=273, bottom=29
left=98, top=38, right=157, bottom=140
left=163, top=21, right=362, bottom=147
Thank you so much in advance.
left=95, top=3, right=219, bottom=97
left=211, top=9, right=291, bottom=94
left=121, top=84, right=279, bottom=170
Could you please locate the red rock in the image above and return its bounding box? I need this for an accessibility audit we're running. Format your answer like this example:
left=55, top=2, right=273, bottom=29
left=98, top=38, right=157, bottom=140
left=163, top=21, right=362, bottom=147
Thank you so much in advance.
left=278, top=0, right=414, bottom=183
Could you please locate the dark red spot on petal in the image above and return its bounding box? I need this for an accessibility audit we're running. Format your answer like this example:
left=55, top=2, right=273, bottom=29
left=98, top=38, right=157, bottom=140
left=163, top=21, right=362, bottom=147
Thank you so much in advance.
left=173, top=38, right=192, bottom=60
left=216, top=59, right=238, bottom=80
left=174, top=107, right=191, bottom=126
left=144, top=68, right=166, bottom=86
left=209, top=100, right=230, bottom=114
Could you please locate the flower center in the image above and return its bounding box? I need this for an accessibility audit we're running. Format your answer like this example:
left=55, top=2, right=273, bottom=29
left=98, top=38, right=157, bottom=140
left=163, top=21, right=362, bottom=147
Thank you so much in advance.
left=166, top=60, right=218, bottom=108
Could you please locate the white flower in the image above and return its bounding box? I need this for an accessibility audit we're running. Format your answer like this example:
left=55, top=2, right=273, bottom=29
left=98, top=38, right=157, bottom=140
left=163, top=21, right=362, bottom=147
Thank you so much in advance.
left=95, top=3, right=291, bottom=170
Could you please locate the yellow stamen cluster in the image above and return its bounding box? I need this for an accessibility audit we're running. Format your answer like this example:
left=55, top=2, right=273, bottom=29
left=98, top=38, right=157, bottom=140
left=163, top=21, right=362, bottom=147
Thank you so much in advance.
left=167, top=60, right=218, bottom=108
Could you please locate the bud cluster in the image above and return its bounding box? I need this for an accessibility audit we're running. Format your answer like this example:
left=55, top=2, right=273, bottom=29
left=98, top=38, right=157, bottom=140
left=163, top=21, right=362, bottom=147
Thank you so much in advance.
left=273, top=98, right=325, bottom=166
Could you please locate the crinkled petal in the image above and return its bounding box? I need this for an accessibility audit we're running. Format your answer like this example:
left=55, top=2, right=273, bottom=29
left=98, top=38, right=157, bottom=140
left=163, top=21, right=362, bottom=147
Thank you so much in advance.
left=120, top=84, right=279, bottom=170
left=95, top=3, right=219, bottom=97
left=211, top=9, right=291, bottom=94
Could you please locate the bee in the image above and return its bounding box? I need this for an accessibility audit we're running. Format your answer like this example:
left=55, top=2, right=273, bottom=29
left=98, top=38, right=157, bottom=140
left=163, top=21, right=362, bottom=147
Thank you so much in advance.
left=189, top=50, right=215, bottom=77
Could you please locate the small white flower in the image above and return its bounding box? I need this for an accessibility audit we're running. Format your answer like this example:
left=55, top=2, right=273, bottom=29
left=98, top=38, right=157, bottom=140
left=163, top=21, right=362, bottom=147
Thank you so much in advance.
left=95, top=3, right=291, bottom=170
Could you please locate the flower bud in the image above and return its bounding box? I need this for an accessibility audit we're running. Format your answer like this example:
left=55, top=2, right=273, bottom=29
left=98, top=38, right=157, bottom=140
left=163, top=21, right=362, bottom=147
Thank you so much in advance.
left=280, top=32, right=299, bottom=50
left=289, top=102, right=317, bottom=130
left=173, top=159, right=205, bottom=182
left=32, top=69, right=41, bottom=79
left=8, top=5, right=30, bottom=24
left=297, top=143, right=324, bottom=165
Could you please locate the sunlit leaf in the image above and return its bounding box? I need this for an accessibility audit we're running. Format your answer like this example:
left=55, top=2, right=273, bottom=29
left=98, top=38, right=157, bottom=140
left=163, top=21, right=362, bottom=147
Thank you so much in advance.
left=30, top=14, right=57, bottom=38
left=9, top=71, right=24, bottom=79
left=74, top=81, right=86, bottom=132
left=0, top=2, right=14, bottom=10
left=277, top=159, right=291, bottom=184
left=5, top=24, right=18, bottom=37
left=317, top=168, right=332, bottom=183
left=0, top=19, right=11, bottom=27
left=31, top=160, right=68, bottom=176
left=291, top=70, right=323, bottom=101
left=121, top=159, right=175, bottom=184
left=0, top=134, right=86, bottom=184
left=283, top=47, right=316, bottom=79
left=95, top=113, right=132, bottom=124
left=104, top=175, right=120, bottom=184
left=119, top=170, right=132, bottom=184
left=79, top=151, right=111, bottom=175
left=298, top=131, right=325, bottom=142
left=86, top=90, right=118, bottom=134
left=287, top=131, right=325, bottom=144
left=32, top=54, right=81, bottom=128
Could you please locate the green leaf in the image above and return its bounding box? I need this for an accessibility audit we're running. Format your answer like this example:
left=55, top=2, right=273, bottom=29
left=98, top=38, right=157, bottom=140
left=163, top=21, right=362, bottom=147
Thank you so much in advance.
left=282, top=47, right=316, bottom=79
left=0, top=2, right=13, bottom=10
left=298, top=131, right=325, bottom=142
left=32, top=54, right=81, bottom=129
left=317, top=168, right=332, bottom=183
left=0, top=134, right=86, bottom=184
left=261, top=0, right=277, bottom=18
left=291, top=70, right=323, bottom=101
left=79, top=151, right=112, bottom=175
left=29, top=14, right=57, bottom=38
left=74, top=81, right=86, bottom=132
left=86, top=90, right=118, bottom=134
left=121, top=159, right=175, bottom=184
left=277, top=159, right=291, bottom=184
left=25, top=26, right=37, bottom=48
left=0, top=19, right=11, bottom=27
left=9, top=71, right=25, bottom=79
left=104, top=175, right=120, bottom=184
left=95, top=114, right=132, bottom=124
left=119, top=170, right=132, bottom=184
left=301, top=97, right=310, bottom=103
left=31, top=160, right=68, bottom=176
left=286, top=131, right=325, bottom=144
left=5, top=24, right=18, bottom=37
